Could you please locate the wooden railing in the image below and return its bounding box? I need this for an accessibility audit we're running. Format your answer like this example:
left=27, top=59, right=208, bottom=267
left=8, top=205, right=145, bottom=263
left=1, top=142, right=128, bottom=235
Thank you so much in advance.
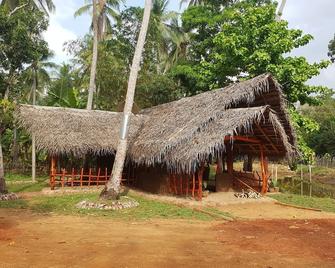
left=167, top=167, right=204, bottom=200
left=50, top=167, right=135, bottom=189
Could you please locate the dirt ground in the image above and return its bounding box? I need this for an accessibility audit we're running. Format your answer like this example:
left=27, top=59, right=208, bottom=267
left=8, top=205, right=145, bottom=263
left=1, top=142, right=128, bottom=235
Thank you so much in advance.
left=1, top=207, right=335, bottom=268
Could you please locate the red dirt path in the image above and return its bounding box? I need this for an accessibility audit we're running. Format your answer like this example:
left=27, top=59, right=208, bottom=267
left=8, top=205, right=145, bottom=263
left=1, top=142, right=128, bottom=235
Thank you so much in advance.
left=1, top=209, right=335, bottom=268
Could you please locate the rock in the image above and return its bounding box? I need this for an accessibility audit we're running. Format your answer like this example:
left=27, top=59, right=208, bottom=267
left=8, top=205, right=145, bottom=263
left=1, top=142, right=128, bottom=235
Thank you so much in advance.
left=0, top=193, right=19, bottom=201
left=75, top=198, right=139, bottom=211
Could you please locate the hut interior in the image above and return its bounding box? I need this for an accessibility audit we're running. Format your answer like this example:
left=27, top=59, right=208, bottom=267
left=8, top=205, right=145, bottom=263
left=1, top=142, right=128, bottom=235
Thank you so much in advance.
left=16, top=73, right=297, bottom=199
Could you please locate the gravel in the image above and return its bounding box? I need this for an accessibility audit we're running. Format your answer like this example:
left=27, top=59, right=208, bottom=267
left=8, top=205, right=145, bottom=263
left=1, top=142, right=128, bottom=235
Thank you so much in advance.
left=75, top=196, right=139, bottom=210
left=0, top=193, right=19, bottom=201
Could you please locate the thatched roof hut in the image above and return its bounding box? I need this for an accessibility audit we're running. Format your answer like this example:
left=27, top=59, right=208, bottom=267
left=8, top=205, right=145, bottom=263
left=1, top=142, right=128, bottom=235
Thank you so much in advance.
left=17, top=73, right=297, bottom=174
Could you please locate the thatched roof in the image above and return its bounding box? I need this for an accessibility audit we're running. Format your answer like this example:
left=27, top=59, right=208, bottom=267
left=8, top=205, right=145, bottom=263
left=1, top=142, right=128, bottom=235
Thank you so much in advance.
left=16, top=105, right=144, bottom=156
left=16, top=73, right=297, bottom=173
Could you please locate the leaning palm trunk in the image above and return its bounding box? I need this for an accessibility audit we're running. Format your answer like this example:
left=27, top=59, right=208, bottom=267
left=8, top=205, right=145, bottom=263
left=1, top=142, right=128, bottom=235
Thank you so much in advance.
left=0, top=133, right=7, bottom=194
left=276, top=0, right=287, bottom=21
left=86, top=0, right=99, bottom=110
left=100, top=0, right=152, bottom=200
left=32, top=68, right=37, bottom=182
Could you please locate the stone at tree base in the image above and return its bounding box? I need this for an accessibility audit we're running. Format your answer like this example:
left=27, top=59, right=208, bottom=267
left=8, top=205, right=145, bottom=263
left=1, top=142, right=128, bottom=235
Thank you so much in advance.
left=0, top=193, right=19, bottom=201
left=75, top=197, right=139, bottom=210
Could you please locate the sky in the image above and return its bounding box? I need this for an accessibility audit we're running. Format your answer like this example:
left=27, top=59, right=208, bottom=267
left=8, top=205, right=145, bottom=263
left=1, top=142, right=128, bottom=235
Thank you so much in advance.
left=44, top=0, right=335, bottom=89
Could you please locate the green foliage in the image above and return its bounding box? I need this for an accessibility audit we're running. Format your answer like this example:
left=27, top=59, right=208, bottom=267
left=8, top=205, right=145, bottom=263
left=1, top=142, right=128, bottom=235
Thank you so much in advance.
left=0, top=4, right=49, bottom=98
left=328, top=34, right=335, bottom=62
left=177, top=0, right=331, bottom=160
left=301, top=96, right=335, bottom=157
left=180, top=1, right=331, bottom=104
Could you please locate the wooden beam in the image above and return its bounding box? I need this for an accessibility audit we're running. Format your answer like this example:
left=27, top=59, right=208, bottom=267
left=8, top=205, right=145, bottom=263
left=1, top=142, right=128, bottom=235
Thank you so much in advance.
left=224, top=136, right=261, bottom=144
left=256, top=124, right=280, bottom=153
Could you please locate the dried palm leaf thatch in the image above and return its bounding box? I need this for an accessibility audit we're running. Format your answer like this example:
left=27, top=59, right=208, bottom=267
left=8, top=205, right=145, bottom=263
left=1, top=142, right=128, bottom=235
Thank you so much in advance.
left=160, top=106, right=295, bottom=173
left=16, top=105, right=144, bottom=156
left=16, top=73, right=297, bottom=174
left=130, top=73, right=296, bottom=165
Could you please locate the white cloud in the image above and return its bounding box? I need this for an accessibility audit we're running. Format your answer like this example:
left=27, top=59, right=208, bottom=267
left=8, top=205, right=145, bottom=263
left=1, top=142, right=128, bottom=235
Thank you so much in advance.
left=44, top=17, right=77, bottom=64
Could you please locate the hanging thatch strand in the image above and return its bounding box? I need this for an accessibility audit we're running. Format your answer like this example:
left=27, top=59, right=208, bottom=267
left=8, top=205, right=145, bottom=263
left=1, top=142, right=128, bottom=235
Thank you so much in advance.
left=16, top=73, right=297, bottom=174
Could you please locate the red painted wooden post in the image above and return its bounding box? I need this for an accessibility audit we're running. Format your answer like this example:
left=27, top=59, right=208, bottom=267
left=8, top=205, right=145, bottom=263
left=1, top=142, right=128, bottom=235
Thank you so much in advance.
left=80, top=168, right=83, bottom=188
left=50, top=156, right=56, bottom=190
left=260, top=145, right=267, bottom=194
left=97, top=168, right=101, bottom=187
left=186, top=174, right=189, bottom=197
left=173, top=174, right=178, bottom=195
left=88, top=168, right=92, bottom=186
left=192, top=174, right=195, bottom=198
left=61, top=168, right=65, bottom=188
left=71, top=168, right=74, bottom=187
left=104, top=168, right=108, bottom=184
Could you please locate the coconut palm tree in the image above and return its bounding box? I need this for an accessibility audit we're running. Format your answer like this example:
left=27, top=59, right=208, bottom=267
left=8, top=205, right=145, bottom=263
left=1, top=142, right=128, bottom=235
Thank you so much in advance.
left=22, top=55, right=57, bottom=182
left=100, top=0, right=152, bottom=200
left=21, top=54, right=57, bottom=104
left=276, top=0, right=287, bottom=21
left=75, top=0, right=123, bottom=41
left=1, top=0, right=55, bottom=15
left=150, top=0, right=179, bottom=73
left=179, top=0, right=205, bottom=8
left=86, top=0, right=99, bottom=110
left=161, top=16, right=189, bottom=73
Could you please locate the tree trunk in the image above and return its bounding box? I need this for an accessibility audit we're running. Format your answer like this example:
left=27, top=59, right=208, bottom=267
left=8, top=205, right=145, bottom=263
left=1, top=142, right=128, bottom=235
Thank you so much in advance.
left=12, top=126, right=18, bottom=170
left=0, top=133, right=7, bottom=194
left=86, top=0, right=99, bottom=110
left=32, top=68, right=37, bottom=182
left=276, top=0, right=287, bottom=21
left=100, top=0, right=152, bottom=200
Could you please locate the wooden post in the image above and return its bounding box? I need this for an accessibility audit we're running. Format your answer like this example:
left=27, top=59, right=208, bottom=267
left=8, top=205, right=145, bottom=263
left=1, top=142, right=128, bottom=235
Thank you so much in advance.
left=226, top=144, right=233, bottom=175
left=186, top=174, right=189, bottom=197
left=50, top=156, right=56, bottom=190
left=260, top=145, right=268, bottom=194
left=275, top=164, right=278, bottom=182
left=97, top=168, right=101, bottom=187
left=88, top=168, right=92, bottom=186
left=180, top=175, right=183, bottom=195
left=80, top=168, right=83, bottom=188
left=61, top=168, right=65, bottom=188
left=198, top=165, right=204, bottom=201
left=71, top=168, right=74, bottom=187
left=192, top=173, right=195, bottom=198
left=105, top=168, right=108, bottom=184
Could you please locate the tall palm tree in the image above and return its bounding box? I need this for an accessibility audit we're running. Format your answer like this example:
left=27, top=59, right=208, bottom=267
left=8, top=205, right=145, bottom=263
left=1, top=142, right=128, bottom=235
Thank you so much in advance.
left=22, top=55, right=56, bottom=103
left=100, top=0, right=152, bottom=200
left=1, top=0, right=55, bottom=15
left=161, top=16, right=189, bottom=73
left=150, top=0, right=179, bottom=73
left=86, top=0, right=98, bottom=110
left=179, top=0, right=205, bottom=8
left=46, top=64, right=81, bottom=108
left=276, top=0, right=287, bottom=21
left=23, top=55, right=56, bottom=182
left=75, top=0, right=122, bottom=41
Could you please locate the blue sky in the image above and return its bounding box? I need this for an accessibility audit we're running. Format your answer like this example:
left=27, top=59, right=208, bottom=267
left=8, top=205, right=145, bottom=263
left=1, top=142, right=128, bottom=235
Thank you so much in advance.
left=44, top=0, right=335, bottom=88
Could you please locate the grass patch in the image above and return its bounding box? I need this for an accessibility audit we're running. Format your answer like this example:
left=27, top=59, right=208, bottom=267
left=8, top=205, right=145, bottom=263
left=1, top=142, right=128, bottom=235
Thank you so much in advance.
left=7, top=181, right=49, bottom=193
left=4, top=172, right=48, bottom=182
left=28, top=193, right=221, bottom=221
left=0, top=199, right=29, bottom=209
left=271, top=193, right=335, bottom=213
